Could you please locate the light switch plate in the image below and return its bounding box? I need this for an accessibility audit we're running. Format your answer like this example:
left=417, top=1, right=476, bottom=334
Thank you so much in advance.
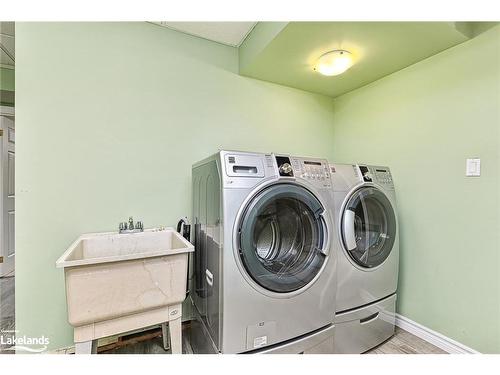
left=466, top=158, right=481, bottom=177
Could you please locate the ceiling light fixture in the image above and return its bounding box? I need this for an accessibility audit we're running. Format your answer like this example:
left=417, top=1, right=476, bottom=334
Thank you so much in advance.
left=314, top=50, right=354, bottom=76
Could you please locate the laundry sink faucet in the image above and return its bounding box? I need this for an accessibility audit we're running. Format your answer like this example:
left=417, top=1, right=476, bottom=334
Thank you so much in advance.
left=119, top=216, right=144, bottom=234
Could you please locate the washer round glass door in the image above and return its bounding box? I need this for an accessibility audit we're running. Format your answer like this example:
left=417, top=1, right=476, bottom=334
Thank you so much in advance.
left=238, top=183, right=328, bottom=293
left=341, top=186, right=396, bottom=268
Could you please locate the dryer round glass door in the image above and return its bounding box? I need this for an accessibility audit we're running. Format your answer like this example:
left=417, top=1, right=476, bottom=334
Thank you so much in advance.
left=341, top=186, right=396, bottom=268
left=238, top=183, right=328, bottom=293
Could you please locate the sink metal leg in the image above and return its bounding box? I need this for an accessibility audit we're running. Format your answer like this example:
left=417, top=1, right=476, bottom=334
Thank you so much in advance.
left=169, top=317, right=182, bottom=354
left=75, top=339, right=97, bottom=354
left=161, top=322, right=171, bottom=351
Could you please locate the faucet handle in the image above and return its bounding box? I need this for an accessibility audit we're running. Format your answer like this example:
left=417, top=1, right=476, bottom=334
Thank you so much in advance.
left=119, top=222, right=127, bottom=231
left=136, top=221, right=144, bottom=231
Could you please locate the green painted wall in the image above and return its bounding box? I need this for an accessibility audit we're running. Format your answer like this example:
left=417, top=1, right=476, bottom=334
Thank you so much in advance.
left=15, top=22, right=336, bottom=350
left=330, top=26, right=500, bottom=353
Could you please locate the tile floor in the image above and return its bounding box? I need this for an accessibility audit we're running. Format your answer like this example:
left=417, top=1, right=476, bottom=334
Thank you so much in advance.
left=368, top=327, right=446, bottom=354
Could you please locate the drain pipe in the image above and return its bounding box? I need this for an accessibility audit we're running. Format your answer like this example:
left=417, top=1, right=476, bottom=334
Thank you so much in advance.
left=177, top=217, right=192, bottom=298
left=176, top=217, right=191, bottom=242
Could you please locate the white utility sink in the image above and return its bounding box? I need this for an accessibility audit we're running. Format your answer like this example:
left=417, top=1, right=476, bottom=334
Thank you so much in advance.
left=56, top=227, right=194, bottom=354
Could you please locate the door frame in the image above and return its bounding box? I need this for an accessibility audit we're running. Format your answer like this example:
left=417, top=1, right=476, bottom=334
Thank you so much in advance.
left=0, top=105, right=14, bottom=277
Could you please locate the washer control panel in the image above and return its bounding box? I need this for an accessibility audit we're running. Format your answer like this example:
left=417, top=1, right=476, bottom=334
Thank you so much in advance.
left=287, top=156, right=332, bottom=188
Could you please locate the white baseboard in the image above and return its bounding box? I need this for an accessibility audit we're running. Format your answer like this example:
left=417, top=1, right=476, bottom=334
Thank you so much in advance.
left=395, top=314, right=479, bottom=354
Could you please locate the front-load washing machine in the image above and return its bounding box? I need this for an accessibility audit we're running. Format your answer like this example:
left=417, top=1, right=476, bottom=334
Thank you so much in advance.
left=189, top=150, right=337, bottom=353
left=329, top=163, right=399, bottom=353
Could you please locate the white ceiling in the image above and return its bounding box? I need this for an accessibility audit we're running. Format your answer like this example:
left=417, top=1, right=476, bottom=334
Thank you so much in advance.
left=0, top=22, right=15, bottom=67
left=153, top=22, right=256, bottom=47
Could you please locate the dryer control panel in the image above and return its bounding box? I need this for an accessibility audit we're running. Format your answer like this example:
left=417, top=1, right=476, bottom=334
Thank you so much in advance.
left=358, top=165, right=394, bottom=190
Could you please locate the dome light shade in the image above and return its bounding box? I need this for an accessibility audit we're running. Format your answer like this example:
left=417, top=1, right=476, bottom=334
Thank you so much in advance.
left=315, top=50, right=354, bottom=76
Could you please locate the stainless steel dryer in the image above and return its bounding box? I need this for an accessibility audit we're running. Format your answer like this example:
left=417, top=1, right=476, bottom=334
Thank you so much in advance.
left=329, top=163, right=399, bottom=353
left=189, top=150, right=337, bottom=354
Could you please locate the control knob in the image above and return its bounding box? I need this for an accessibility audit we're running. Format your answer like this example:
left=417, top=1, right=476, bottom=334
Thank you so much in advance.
left=279, top=163, right=293, bottom=175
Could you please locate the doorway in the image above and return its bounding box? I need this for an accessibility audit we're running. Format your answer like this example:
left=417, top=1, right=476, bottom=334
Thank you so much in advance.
left=0, top=110, right=14, bottom=277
